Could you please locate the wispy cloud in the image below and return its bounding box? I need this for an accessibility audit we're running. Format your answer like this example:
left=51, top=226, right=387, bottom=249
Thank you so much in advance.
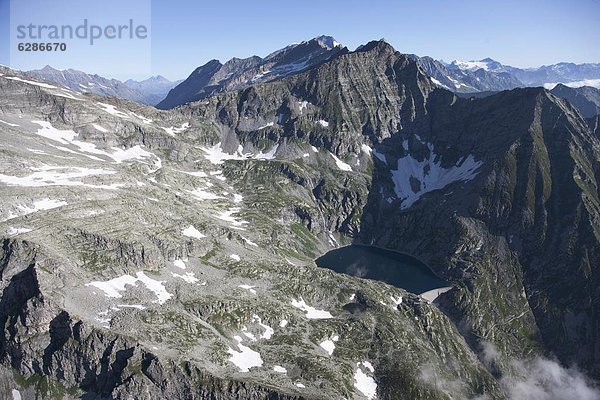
left=418, top=343, right=600, bottom=400
left=484, top=342, right=600, bottom=400
left=501, top=357, right=600, bottom=400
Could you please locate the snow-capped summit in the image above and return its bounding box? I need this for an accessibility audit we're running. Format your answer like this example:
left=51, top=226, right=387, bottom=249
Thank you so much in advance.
left=449, top=58, right=506, bottom=72
left=314, top=35, right=342, bottom=50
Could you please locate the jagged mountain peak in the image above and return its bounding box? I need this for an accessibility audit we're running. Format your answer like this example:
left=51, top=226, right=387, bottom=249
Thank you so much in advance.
left=123, top=75, right=174, bottom=86
left=480, top=57, right=497, bottom=62
left=38, top=65, right=83, bottom=75
left=192, top=59, right=223, bottom=73
left=360, top=38, right=389, bottom=49
left=40, top=64, right=61, bottom=72
left=355, top=38, right=395, bottom=53
left=157, top=36, right=346, bottom=109
left=144, top=75, right=172, bottom=83
left=550, top=83, right=600, bottom=118
left=273, top=35, right=342, bottom=53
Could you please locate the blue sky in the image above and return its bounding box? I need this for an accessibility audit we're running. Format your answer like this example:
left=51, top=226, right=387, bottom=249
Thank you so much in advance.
left=1, top=0, right=599, bottom=81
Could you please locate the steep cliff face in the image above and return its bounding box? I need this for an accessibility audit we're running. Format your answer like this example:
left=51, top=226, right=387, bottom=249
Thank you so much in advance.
left=353, top=88, right=600, bottom=377
left=550, top=84, right=600, bottom=118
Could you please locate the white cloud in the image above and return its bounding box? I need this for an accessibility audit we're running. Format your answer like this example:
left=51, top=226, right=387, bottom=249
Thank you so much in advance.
left=419, top=347, right=600, bottom=400
left=501, top=358, right=600, bottom=400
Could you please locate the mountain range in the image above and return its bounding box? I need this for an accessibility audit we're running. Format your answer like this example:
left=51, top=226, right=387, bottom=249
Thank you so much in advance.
left=153, top=36, right=600, bottom=110
left=16, top=36, right=600, bottom=113
left=25, top=66, right=182, bottom=106
left=0, top=36, right=599, bottom=399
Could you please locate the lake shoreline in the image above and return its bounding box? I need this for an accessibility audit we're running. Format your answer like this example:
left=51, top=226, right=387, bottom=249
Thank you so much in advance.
left=315, top=244, right=450, bottom=296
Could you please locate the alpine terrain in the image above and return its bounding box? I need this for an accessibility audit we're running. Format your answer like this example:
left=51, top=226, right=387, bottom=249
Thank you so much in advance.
left=25, top=66, right=181, bottom=106
left=407, top=56, right=600, bottom=94
left=0, top=37, right=599, bottom=399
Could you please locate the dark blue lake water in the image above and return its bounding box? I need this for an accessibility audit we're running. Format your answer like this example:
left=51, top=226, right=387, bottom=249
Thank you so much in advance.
left=315, top=245, right=448, bottom=294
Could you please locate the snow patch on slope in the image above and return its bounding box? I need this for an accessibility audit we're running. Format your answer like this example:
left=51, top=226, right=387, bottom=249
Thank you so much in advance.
left=86, top=271, right=172, bottom=304
left=330, top=152, right=353, bottom=171
left=13, top=198, right=67, bottom=217
left=291, top=298, right=332, bottom=319
left=182, top=225, right=206, bottom=239
left=273, top=365, right=287, bottom=374
left=97, top=102, right=129, bottom=118
left=5, top=76, right=57, bottom=89
left=0, top=119, right=19, bottom=127
left=354, top=361, right=377, bottom=399
left=217, top=207, right=249, bottom=229
left=0, top=166, right=118, bottom=189
left=227, top=336, right=263, bottom=372
left=31, top=121, right=157, bottom=166
left=200, top=142, right=278, bottom=164
left=7, top=227, right=32, bottom=235
left=161, top=122, right=189, bottom=136
left=238, top=284, right=257, bottom=294
left=390, top=142, right=482, bottom=209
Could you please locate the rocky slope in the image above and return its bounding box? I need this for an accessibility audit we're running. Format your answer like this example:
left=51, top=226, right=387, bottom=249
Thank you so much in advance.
left=588, top=114, right=599, bottom=138
left=1, top=36, right=600, bottom=400
left=550, top=84, right=600, bottom=118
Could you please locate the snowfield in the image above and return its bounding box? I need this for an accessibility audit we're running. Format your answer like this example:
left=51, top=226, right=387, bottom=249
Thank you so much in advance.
left=390, top=142, right=482, bottom=209
left=31, top=121, right=158, bottom=166
left=0, top=166, right=118, bottom=189
left=182, top=225, right=206, bottom=239
left=200, top=142, right=278, bottom=164
left=330, top=152, right=353, bottom=171
left=227, top=336, right=263, bottom=372
left=291, top=298, right=333, bottom=319
left=354, top=361, right=377, bottom=399
left=86, top=271, right=172, bottom=305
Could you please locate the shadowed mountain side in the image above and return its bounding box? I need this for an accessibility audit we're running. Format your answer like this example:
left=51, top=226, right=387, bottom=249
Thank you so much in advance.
left=356, top=86, right=600, bottom=378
